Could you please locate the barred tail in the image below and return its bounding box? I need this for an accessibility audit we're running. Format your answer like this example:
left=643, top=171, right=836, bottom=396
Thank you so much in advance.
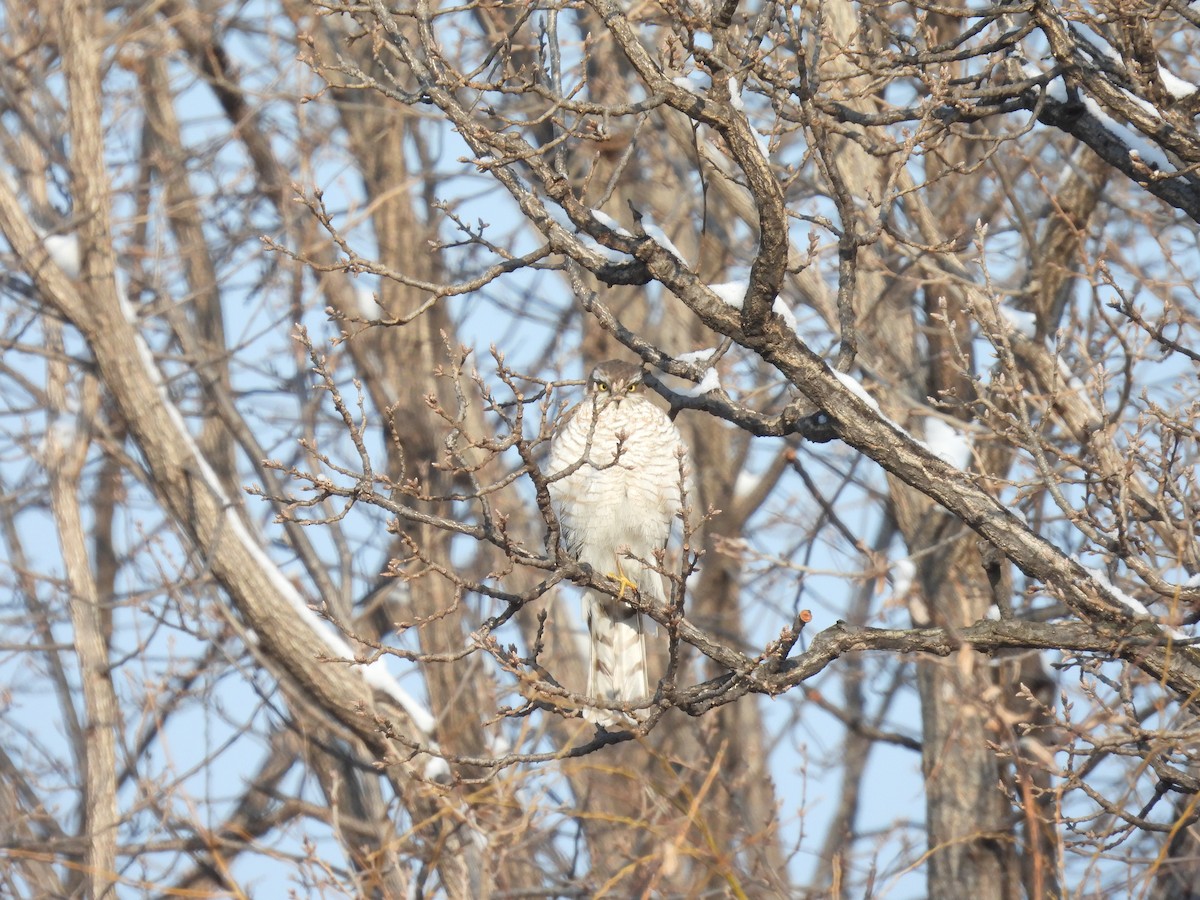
left=584, top=591, right=648, bottom=728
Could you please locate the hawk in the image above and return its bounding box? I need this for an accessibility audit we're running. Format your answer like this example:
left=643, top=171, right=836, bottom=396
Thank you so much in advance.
left=547, top=360, right=690, bottom=727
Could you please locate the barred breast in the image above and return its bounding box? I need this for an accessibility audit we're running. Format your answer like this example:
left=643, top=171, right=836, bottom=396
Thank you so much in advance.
left=547, top=394, right=688, bottom=573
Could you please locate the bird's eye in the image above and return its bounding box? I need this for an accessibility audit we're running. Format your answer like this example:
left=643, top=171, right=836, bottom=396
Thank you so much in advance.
left=596, top=382, right=608, bottom=392
left=626, top=383, right=639, bottom=393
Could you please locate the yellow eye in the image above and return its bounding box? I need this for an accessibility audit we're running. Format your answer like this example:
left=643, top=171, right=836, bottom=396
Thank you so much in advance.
left=626, top=383, right=639, bottom=393
left=596, top=382, right=608, bottom=392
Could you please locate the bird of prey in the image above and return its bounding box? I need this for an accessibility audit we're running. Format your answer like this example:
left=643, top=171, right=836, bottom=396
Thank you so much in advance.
left=547, top=360, right=690, bottom=727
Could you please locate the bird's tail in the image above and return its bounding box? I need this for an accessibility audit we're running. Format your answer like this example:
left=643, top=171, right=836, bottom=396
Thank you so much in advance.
left=584, top=592, right=649, bottom=728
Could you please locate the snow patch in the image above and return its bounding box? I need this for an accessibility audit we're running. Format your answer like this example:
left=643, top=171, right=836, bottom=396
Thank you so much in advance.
left=1159, top=66, right=1199, bottom=100
left=1076, top=27, right=1121, bottom=64
left=833, top=370, right=880, bottom=412
left=1083, top=564, right=1150, bottom=616
left=676, top=348, right=719, bottom=366
left=230, top=510, right=438, bottom=735
left=577, top=232, right=630, bottom=263
left=1021, top=63, right=1070, bottom=102
left=922, top=417, right=972, bottom=470
left=999, top=305, right=1037, bottom=338
left=891, top=558, right=916, bottom=597
left=593, top=210, right=687, bottom=263
left=591, top=209, right=632, bottom=236
left=423, top=756, right=452, bottom=782
left=708, top=281, right=797, bottom=330
left=39, top=409, right=83, bottom=462
left=1044, top=76, right=1068, bottom=102
left=678, top=367, right=721, bottom=397
left=1081, top=95, right=1174, bottom=173
left=729, top=76, right=745, bottom=111
left=752, top=126, right=771, bottom=158
left=672, top=72, right=710, bottom=94
left=710, top=281, right=750, bottom=307
left=354, top=285, right=378, bottom=318
left=44, top=234, right=81, bottom=278
left=772, top=298, right=798, bottom=331
left=644, top=220, right=687, bottom=263
left=48, top=409, right=79, bottom=443
left=733, top=468, right=761, bottom=500
left=1054, top=355, right=1101, bottom=416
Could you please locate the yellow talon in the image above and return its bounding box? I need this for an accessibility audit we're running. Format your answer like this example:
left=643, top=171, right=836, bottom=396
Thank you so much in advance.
left=609, top=562, right=640, bottom=600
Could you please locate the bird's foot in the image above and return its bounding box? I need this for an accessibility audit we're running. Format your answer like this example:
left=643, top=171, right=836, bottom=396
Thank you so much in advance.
left=608, top=569, right=640, bottom=601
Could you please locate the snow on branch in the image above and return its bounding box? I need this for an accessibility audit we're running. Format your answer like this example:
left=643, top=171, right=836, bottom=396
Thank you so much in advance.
left=108, top=267, right=440, bottom=738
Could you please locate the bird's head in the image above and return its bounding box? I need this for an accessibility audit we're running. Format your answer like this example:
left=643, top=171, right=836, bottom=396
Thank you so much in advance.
left=587, top=359, right=646, bottom=407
